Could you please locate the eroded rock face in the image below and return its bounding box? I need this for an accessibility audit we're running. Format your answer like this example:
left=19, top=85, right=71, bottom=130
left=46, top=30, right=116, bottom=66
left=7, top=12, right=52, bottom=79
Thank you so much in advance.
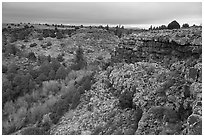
left=113, top=28, right=202, bottom=65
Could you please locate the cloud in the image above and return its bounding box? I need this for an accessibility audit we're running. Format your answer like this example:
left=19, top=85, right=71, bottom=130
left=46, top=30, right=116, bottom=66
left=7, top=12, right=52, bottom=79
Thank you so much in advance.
left=2, top=2, right=202, bottom=26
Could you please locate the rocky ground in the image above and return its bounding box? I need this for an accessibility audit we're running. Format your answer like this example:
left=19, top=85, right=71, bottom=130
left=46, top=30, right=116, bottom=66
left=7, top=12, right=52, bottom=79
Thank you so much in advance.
left=2, top=26, right=202, bottom=135
left=49, top=27, right=202, bottom=135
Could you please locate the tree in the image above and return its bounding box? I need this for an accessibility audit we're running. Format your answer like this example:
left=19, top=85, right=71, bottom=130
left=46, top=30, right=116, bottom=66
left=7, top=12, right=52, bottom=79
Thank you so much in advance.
left=71, top=46, right=87, bottom=70
left=55, top=65, right=67, bottom=80
left=114, top=26, right=123, bottom=38
left=105, top=25, right=109, bottom=31
left=167, top=20, right=180, bottom=29
left=182, top=23, right=190, bottom=28
left=149, top=25, right=153, bottom=30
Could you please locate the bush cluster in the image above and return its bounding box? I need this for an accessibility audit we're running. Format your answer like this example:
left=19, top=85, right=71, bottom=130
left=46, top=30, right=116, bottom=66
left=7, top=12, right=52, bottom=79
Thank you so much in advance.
left=3, top=68, right=35, bottom=105
left=4, top=44, right=20, bottom=56
left=2, top=35, right=94, bottom=134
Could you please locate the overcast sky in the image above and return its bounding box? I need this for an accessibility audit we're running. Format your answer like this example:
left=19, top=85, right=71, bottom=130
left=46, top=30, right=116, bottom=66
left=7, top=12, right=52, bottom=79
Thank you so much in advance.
left=2, top=2, right=202, bottom=28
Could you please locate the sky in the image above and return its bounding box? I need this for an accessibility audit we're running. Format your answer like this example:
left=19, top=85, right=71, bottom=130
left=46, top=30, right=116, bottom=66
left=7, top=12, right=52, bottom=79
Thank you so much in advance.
left=2, top=2, right=202, bottom=29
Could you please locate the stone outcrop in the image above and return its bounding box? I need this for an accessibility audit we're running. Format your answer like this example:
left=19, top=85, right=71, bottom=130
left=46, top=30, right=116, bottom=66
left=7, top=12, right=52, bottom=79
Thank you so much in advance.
left=110, top=28, right=202, bottom=135
left=112, top=28, right=202, bottom=64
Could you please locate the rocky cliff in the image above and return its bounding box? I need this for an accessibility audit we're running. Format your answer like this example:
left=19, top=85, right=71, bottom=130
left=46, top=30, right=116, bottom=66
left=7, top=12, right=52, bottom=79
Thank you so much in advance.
left=113, top=28, right=202, bottom=66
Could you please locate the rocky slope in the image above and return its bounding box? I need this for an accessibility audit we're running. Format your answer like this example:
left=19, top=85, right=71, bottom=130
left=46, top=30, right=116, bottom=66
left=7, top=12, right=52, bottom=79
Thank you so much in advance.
left=49, top=28, right=202, bottom=135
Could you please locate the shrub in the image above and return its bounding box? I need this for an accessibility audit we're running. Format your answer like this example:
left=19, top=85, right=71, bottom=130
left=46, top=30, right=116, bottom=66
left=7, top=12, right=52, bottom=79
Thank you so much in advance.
left=119, top=90, right=133, bottom=109
left=50, top=31, right=56, bottom=38
left=5, top=44, right=20, bottom=55
left=55, top=65, right=67, bottom=80
left=92, top=126, right=104, bottom=135
left=46, top=41, right=52, bottom=47
left=188, top=68, right=198, bottom=81
left=24, top=93, right=35, bottom=107
left=60, top=43, right=66, bottom=48
left=18, top=29, right=31, bottom=40
left=61, top=83, right=77, bottom=103
left=42, top=30, right=50, bottom=38
left=29, top=68, right=39, bottom=79
left=12, top=106, right=28, bottom=129
left=56, top=32, right=63, bottom=39
left=41, top=44, right=47, bottom=49
left=42, top=80, right=60, bottom=96
left=36, top=73, right=47, bottom=84
left=47, top=55, right=52, bottom=62
left=182, top=23, right=190, bottom=28
left=30, top=43, right=37, bottom=47
left=71, top=90, right=81, bottom=109
left=21, top=44, right=26, bottom=49
left=37, top=55, right=48, bottom=64
left=50, top=97, right=70, bottom=124
left=65, top=70, right=78, bottom=83
left=38, top=35, right=44, bottom=40
left=10, top=33, right=18, bottom=43
left=57, top=54, right=64, bottom=62
left=2, top=81, right=13, bottom=104
left=82, top=77, right=92, bottom=91
left=2, top=65, right=8, bottom=73
left=50, top=58, right=61, bottom=72
left=77, top=86, right=85, bottom=94
left=39, top=60, right=51, bottom=76
left=3, top=101, right=16, bottom=115
left=16, top=96, right=29, bottom=110
left=167, top=20, right=180, bottom=29
left=48, top=69, right=55, bottom=80
left=46, top=96, right=58, bottom=110
left=27, top=52, right=37, bottom=61
left=30, top=90, right=41, bottom=102
left=24, top=38, right=29, bottom=42
left=7, top=63, right=19, bottom=74
left=21, top=127, right=48, bottom=135
left=29, top=104, right=49, bottom=124
left=2, top=120, right=16, bottom=135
